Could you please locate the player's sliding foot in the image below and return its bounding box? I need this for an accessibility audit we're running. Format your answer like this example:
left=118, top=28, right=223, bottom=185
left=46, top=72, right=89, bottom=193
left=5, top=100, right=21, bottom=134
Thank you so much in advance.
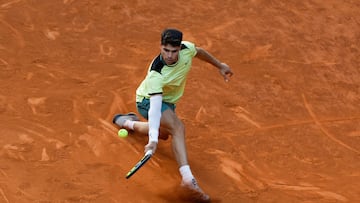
left=112, top=112, right=139, bottom=128
left=181, top=178, right=210, bottom=202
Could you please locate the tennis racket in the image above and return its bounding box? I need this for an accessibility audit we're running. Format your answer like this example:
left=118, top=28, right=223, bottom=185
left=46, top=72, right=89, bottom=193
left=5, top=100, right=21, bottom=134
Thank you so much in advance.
left=125, top=150, right=153, bottom=179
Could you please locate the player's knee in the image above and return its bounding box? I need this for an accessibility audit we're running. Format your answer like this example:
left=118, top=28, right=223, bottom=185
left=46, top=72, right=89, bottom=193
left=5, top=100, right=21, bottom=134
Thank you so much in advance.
left=160, top=111, right=185, bottom=136
left=172, top=120, right=185, bottom=136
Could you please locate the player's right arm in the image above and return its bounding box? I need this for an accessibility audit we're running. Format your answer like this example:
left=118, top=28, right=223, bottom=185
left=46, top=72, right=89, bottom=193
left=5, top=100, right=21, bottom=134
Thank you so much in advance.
left=145, top=93, right=162, bottom=154
left=143, top=55, right=165, bottom=154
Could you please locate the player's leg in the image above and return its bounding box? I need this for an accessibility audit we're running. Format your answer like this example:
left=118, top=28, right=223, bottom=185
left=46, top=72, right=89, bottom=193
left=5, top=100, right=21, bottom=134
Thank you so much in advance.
left=159, top=108, right=188, bottom=165
left=113, top=108, right=209, bottom=201
left=113, top=115, right=169, bottom=140
left=133, top=122, right=169, bottom=140
left=159, top=109, right=210, bottom=202
left=112, top=98, right=173, bottom=139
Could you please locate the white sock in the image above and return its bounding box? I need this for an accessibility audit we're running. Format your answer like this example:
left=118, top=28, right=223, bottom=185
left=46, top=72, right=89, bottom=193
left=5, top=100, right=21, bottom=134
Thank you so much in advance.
left=123, top=120, right=136, bottom=130
left=179, top=165, right=194, bottom=182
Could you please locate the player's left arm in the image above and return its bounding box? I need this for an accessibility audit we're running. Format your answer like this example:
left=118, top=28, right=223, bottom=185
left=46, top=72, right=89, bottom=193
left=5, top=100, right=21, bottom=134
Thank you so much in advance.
left=195, top=47, right=233, bottom=82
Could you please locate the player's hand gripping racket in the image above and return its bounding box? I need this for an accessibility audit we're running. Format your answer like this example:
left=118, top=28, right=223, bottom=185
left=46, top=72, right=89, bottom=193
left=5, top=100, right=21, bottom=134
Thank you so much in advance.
left=125, top=150, right=153, bottom=179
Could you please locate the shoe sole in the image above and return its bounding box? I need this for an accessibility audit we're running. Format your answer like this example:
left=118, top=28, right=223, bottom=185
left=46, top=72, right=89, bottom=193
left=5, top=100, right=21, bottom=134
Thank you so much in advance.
left=180, top=184, right=210, bottom=203
left=112, top=112, right=138, bottom=124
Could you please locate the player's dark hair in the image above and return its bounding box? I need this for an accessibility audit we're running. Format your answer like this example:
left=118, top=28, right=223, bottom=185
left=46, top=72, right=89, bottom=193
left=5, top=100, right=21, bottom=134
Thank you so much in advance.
left=161, top=28, right=182, bottom=47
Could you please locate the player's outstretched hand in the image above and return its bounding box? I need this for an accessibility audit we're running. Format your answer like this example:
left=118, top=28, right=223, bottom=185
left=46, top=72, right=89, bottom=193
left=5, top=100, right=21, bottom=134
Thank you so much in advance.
left=145, top=141, right=157, bottom=154
left=219, top=63, right=233, bottom=82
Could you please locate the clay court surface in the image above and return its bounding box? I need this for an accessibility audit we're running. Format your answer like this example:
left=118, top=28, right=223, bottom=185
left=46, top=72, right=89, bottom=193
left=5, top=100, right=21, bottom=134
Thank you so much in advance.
left=1, top=0, right=360, bottom=202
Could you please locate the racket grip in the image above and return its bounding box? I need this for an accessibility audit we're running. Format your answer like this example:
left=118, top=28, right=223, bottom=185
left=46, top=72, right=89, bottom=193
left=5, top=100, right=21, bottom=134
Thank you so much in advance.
left=145, top=150, right=153, bottom=156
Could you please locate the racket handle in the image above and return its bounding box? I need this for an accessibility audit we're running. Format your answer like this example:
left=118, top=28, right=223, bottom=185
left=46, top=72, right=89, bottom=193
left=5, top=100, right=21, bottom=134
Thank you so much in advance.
left=145, top=150, right=153, bottom=156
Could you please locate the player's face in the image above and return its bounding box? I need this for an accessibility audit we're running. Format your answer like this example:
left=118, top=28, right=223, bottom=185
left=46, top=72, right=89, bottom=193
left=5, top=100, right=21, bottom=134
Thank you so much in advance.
left=160, top=44, right=180, bottom=65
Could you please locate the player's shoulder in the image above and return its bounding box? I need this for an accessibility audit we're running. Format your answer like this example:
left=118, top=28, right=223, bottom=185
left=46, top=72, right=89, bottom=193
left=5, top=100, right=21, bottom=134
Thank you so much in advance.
left=181, top=41, right=197, bottom=57
left=150, top=55, right=165, bottom=73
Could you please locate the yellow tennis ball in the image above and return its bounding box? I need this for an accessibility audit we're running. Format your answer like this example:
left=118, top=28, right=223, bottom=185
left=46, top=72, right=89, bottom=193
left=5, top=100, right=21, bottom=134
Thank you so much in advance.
left=118, top=129, right=128, bottom=138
